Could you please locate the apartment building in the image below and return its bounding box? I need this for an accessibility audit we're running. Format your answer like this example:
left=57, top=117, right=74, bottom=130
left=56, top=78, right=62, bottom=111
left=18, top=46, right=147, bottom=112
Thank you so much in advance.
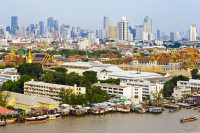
left=173, top=79, right=200, bottom=98
left=93, top=83, right=143, bottom=102
left=24, top=79, right=86, bottom=101
left=0, top=68, right=20, bottom=86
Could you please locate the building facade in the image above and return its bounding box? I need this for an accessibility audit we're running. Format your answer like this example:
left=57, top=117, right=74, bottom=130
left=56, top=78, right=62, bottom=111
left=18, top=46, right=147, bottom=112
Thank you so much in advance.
left=107, top=25, right=119, bottom=40
left=93, top=83, right=143, bottom=101
left=173, top=79, right=200, bottom=98
left=24, top=80, right=86, bottom=101
left=0, top=69, right=20, bottom=86
left=118, top=17, right=129, bottom=41
left=189, top=25, right=197, bottom=42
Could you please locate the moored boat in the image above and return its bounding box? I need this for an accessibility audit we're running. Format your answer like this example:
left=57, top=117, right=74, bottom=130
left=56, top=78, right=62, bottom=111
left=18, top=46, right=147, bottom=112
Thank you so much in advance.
left=24, top=116, right=48, bottom=124
left=6, top=119, right=15, bottom=124
left=180, top=116, right=197, bottom=123
left=47, top=115, right=56, bottom=120
left=117, top=106, right=130, bottom=113
left=0, top=121, right=6, bottom=126
left=148, top=107, right=162, bottom=113
left=169, top=109, right=178, bottom=113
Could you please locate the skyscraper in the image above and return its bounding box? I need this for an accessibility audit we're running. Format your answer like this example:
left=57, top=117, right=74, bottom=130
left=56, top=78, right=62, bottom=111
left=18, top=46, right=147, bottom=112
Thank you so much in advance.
left=189, top=25, right=197, bottom=41
left=118, top=17, right=129, bottom=41
left=103, top=16, right=109, bottom=30
left=135, top=25, right=144, bottom=40
left=47, top=17, right=54, bottom=28
left=47, top=17, right=59, bottom=33
left=11, top=16, right=18, bottom=35
left=157, top=30, right=160, bottom=39
left=107, top=25, right=119, bottom=40
left=144, top=15, right=152, bottom=33
left=39, top=21, right=44, bottom=35
left=19, top=26, right=26, bottom=38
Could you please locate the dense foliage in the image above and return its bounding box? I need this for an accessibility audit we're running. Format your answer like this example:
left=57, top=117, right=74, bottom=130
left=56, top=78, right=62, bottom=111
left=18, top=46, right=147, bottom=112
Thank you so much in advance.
left=163, top=75, right=189, bottom=97
left=17, top=63, right=43, bottom=79
left=46, top=49, right=122, bottom=58
left=2, top=75, right=36, bottom=93
left=59, top=88, right=88, bottom=106
left=100, top=78, right=120, bottom=85
left=82, top=71, right=98, bottom=84
left=0, top=91, right=11, bottom=107
left=191, top=69, right=200, bottom=79
left=86, top=86, right=110, bottom=104
left=3, top=62, right=110, bottom=105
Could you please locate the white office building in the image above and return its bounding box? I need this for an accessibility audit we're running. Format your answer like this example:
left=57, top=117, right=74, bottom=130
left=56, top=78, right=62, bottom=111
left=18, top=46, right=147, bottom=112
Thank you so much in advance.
left=93, top=83, right=143, bottom=102
left=135, top=25, right=144, bottom=40
left=189, top=25, right=197, bottom=41
left=173, top=79, right=200, bottom=98
left=24, top=79, right=86, bottom=101
left=144, top=15, right=152, bottom=33
left=0, top=68, right=20, bottom=86
left=118, top=17, right=129, bottom=41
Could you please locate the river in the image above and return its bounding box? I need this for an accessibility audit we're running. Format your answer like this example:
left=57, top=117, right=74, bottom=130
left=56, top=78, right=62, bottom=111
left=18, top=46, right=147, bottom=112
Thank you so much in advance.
left=1, top=108, right=200, bottom=133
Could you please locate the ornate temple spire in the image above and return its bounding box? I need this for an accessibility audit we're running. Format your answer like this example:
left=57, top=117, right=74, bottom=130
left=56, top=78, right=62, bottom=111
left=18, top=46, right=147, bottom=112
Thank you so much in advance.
left=26, top=48, right=33, bottom=63
left=136, top=49, right=141, bottom=57
left=10, top=45, right=15, bottom=60
left=152, top=47, right=158, bottom=56
left=171, top=50, right=177, bottom=59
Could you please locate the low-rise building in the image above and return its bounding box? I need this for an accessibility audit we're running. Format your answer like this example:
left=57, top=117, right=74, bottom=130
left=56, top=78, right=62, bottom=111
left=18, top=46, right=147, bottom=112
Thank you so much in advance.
left=0, top=68, right=20, bottom=86
left=3, top=91, right=60, bottom=110
left=93, top=83, right=142, bottom=102
left=24, top=79, right=86, bottom=101
left=173, top=79, right=200, bottom=98
left=122, top=81, right=163, bottom=100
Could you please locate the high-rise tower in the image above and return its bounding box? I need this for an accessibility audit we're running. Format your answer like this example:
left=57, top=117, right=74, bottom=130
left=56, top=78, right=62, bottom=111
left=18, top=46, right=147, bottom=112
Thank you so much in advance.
left=103, top=16, right=109, bottom=30
left=144, top=15, right=152, bottom=33
left=11, top=16, right=18, bottom=35
left=189, top=25, right=197, bottom=41
left=118, top=17, right=129, bottom=41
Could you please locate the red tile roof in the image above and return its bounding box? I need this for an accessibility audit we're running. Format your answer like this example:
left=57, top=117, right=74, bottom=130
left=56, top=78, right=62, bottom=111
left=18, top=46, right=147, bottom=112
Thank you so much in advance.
left=0, top=106, right=15, bottom=114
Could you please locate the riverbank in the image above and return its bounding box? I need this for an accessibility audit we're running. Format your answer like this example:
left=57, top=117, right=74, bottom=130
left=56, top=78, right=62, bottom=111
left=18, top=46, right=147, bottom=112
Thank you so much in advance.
left=1, top=108, right=200, bottom=133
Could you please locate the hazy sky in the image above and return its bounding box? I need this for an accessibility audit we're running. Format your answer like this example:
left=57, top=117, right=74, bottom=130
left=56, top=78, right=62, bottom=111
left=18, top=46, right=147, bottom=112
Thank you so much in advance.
left=0, top=0, right=199, bottom=34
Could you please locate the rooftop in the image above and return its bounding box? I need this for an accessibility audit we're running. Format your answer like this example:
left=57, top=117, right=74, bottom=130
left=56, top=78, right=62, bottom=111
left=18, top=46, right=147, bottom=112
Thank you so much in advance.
left=3, top=91, right=60, bottom=106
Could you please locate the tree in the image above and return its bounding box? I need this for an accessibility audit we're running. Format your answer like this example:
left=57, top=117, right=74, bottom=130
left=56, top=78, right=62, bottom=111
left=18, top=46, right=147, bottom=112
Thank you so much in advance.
left=66, top=72, right=81, bottom=86
left=54, top=72, right=67, bottom=85
left=86, top=86, right=110, bottom=104
left=151, top=87, right=163, bottom=100
left=59, top=88, right=73, bottom=104
left=0, top=91, right=11, bottom=107
left=59, top=88, right=88, bottom=106
left=100, top=78, right=120, bottom=85
left=17, top=75, right=34, bottom=93
left=163, top=75, right=189, bottom=97
left=191, top=69, right=199, bottom=79
left=2, top=75, right=34, bottom=94
left=17, top=63, right=43, bottom=79
left=83, top=71, right=98, bottom=84
left=2, top=80, right=14, bottom=91
left=54, top=67, right=67, bottom=73
left=43, top=71, right=55, bottom=83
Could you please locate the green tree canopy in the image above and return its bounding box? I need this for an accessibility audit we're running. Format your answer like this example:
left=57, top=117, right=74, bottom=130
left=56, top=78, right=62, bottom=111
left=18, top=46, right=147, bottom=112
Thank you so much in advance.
left=59, top=88, right=88, bottom=106
left=100, top=78, right=120, bottom=85
left=83, top=71, right=98, bottom=84
left=86, top=86, right=110, bottom=104
left=17, top=63, right=43, bottom=79
left=0, top=91, right=11, bottom=107
left=54, top=67, right=68, bottom=73
left=191, top=69, right=199, bottom=79
left=163, top=75, right=189, bottom=97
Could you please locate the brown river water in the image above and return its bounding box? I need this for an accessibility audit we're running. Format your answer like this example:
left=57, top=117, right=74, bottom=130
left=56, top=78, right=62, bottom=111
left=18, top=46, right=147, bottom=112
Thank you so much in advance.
left=1, top=108, right=200, bottom=133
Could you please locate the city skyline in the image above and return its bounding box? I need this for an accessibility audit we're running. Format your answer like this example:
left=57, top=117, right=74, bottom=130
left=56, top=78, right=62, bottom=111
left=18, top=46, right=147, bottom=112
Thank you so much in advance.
left=0, top=0, right=200, bottom=34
